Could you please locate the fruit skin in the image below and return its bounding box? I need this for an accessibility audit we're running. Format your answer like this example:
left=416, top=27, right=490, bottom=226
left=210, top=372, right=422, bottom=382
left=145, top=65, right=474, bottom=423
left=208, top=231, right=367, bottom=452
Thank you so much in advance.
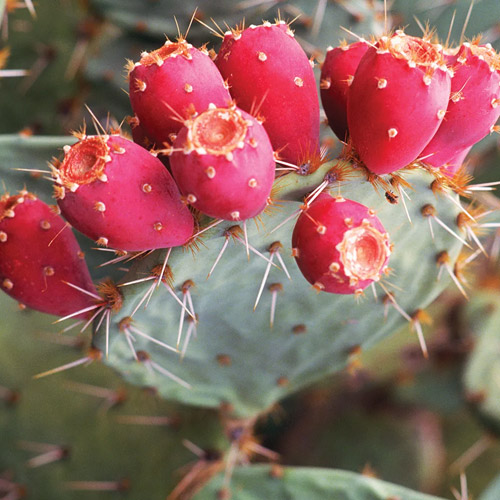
left=128, top=39, right=232, bottom=146
left=54, top=134, right=194, bottom=251
left=215, top=21, right=320, bottom=167
left=420, top=42, right=500, bottom=168
left=0, top=191, right=96, bottom=317
left=292, top=193, right=391, bottom=294
left=347, top=33, right=451, bottom=175
left=169, top=105, right=275, bottom=221
left=320, top=41, right=370, bottom=141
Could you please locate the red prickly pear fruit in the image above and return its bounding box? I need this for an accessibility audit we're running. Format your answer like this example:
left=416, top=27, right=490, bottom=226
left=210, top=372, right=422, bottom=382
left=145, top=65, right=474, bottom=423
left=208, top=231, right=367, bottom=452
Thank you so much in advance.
left=320, top=40, right=370, bottom=140
left=291, top=193, right=391, bottom=294
left=53, top=134, right=194, bottom=251
left=128, top=39, right=231, bottom=146
left=169, top=104, right=275, bottom=221
left=420, top=42, right=500, bottom=167
left=215, top=21, right=320, bottom=167
left=0, top=191, right=96, bottom=317
left=347, top=32, right=452, bottom=175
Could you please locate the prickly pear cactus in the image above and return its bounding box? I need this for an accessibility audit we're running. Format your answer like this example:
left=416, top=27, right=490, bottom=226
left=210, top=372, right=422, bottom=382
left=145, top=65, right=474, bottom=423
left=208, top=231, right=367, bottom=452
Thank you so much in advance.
left=95, top=163, right=464, bottom=418
left=4, top=1, right=500, bottom=499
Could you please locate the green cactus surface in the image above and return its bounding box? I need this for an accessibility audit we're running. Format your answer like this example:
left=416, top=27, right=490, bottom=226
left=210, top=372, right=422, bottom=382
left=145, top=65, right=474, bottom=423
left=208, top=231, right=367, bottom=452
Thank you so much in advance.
left=464, top=291, right=500, bottom=435
left=194, top=464, right=447, bottom=499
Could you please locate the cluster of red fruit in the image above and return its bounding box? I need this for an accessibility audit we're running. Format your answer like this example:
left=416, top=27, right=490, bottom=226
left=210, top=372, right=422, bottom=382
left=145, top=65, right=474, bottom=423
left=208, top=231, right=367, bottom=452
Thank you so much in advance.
left=1, top=20, right=498, bottom=318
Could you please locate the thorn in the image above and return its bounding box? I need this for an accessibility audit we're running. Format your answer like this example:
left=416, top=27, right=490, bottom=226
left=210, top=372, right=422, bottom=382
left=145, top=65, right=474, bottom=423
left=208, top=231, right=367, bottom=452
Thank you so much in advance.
left=115, top=415, right=173, bottom=426
left=62, top=281, right=102, bottom=301
left=130, top=280, right=156, bottom=317
left=421, top=205, right=471, bottom=248
left=84, top=104, right=108, bottom=137
left=33, top=350, right=101, bottom=380
left=120, top=317, right=178, bottom=355
left=449, top=434, right=494, bottom=474
left=269, top=207, right=302, bottom=234
left=254, top=253, right=274, bottom=311
left=311, top=0, right=327, bottom=38
left=445, top=10, right=456, bottom=48
left=177, top=291, right=188, bottom=349
left=182, top=439, right=206, bottom=458
left=147, top=358, right=192, bottom=389
left=436, top=251, right=468, bottom=299
left=180, top=315, right=198, bottom=360
left=26, top=447, right=69, bottom=468
left=398, top=186, right=412, bottom=224
left=243, top=219, right=250, bottom=260
left=208, top=236, right=230, bottom=279
left=269, top=283, right=283, bottom=328
left=53, top=304, right=101, bottom=323
left=339, top=26, right=377, bottom=48
left=157, top=247, right=172, bottom=289
left=379, top=283, right=412, bottom=322
left=410, top=310, right=431, bottom=359
left=64, top=479, right=130, bottom=492
left=460, top=0, right=475, bottom=45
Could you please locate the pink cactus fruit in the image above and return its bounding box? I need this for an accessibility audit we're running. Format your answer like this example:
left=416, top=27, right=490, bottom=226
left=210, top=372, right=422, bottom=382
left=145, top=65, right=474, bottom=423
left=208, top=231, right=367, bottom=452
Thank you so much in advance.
left=215, top=20, right=320, bottom=168
left=128, top=39, right=231, bottom=146
left=0, top=191, right=96, bottom=317
left=347, top=32, right=452, bottom=175
left=292, top=193, right=391, bottom=294
left=420, top=41, right=500, bottom=167
left=53, top=134, right=194, bottom=251
left=169, top=104, right=275, bottom=221
left=320, top=40, right=370, bottom=140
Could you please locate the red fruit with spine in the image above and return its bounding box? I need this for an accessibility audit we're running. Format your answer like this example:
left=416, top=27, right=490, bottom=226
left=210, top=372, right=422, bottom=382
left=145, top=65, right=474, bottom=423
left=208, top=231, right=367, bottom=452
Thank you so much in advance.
left=0, top=191, right=96, bottom=317
left=53, top=134, right=194, bottom=251
left=420, top=41, right=500, bottom=167
left=292, top=193, right=391, bottom=294
left=215, top=21, right=320, bottom=167
left=320, top=40, right=370, bottom=140
left=169, top=104, right=275, bottom=221
left=128, top=39, right=231, bottom=146
left=347, top=32, right=451, bottom=175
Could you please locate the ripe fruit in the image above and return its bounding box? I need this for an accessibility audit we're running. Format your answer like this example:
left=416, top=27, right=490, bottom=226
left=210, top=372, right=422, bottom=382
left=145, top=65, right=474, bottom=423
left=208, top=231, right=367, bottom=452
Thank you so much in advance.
left=320, top=40, right=370, bottom=141
left=292, top=194, right=391, bottom=294
left=216, top=20, right=320, bottom=167
left=420, top=41, right=500, bottom=168
left=347, top=32, right=451, bottom=175
left=0, top=191, right=96, bottom=317
left=53, top=134, right=194, bottom=251
left=128, top=39, right=231, bottom=146
left=169, top=104, right=275, bottom=221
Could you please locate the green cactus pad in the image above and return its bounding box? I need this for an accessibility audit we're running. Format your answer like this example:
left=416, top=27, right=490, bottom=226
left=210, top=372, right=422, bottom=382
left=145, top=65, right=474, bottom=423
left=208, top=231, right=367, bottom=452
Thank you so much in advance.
left=0, top=135, right=75, bottom=202
left=94, top=163, right=465, bottom=418
left=193, top=464, right=447, bottom=500
left=464, top=291, right=500, bottom=435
